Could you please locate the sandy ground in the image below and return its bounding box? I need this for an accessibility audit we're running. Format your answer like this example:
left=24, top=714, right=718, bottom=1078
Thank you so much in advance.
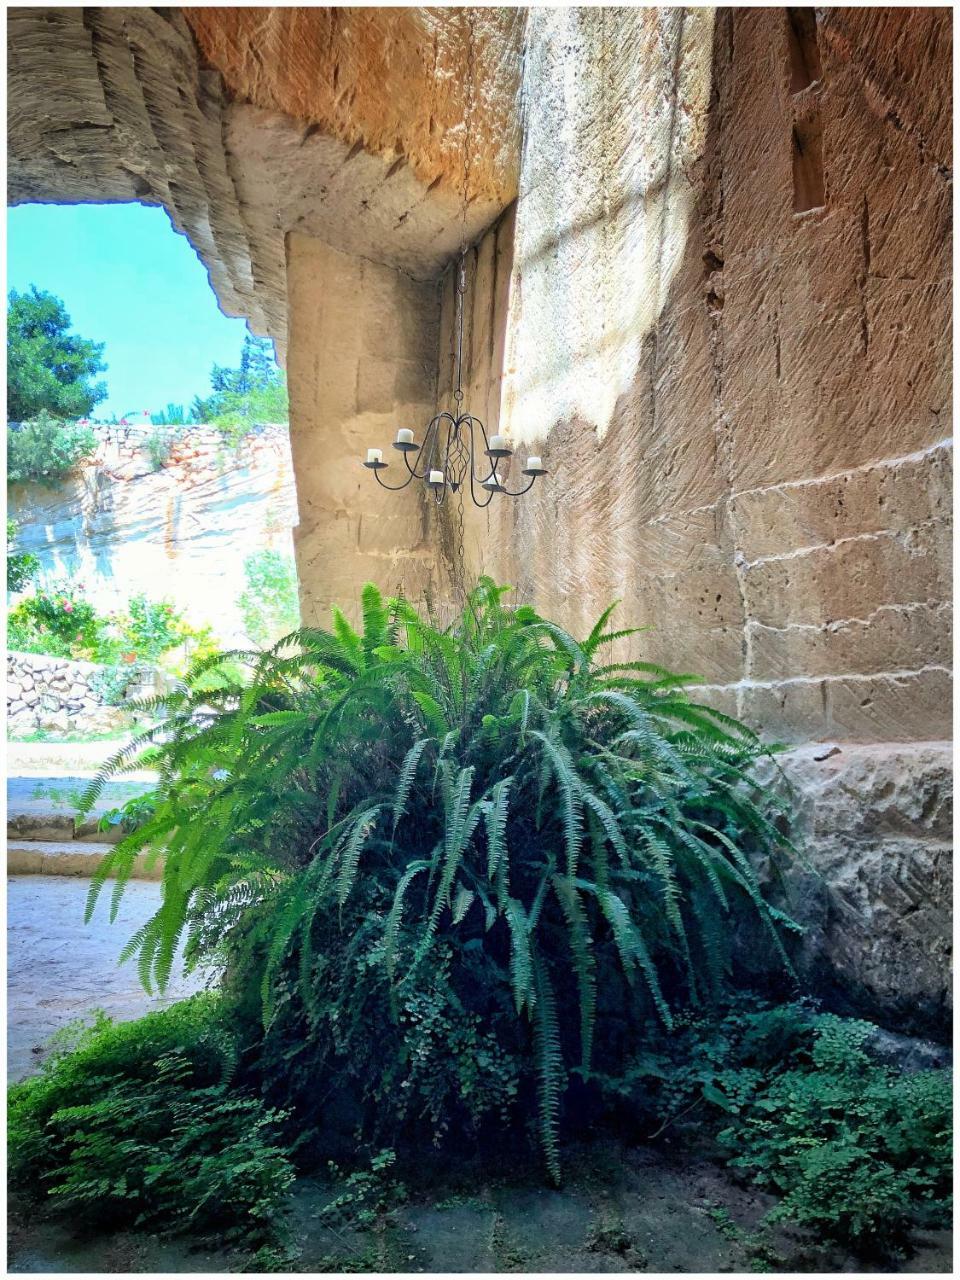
left=7, top=875, right=207, bottom=1081
left=6, top=738, right=157, bottom=781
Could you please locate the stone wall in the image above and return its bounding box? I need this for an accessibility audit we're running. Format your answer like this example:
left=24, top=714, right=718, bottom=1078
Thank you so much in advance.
left=8, top=7, right=950, bottom=1035
left=775, top=741, right=952, bottom=1037
left=8, top=422, right=299, bottom=645
left=447, top=8, right=951, bottom=747
left=286, top=233, right=452, bottom=625
left=423, top=8, right=951, bottom=1033
left=7, top=651, right=142, bottom=736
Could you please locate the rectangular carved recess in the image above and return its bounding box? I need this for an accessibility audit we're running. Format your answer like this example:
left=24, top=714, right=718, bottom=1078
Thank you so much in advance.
left=792, top=115, right=826, bottom=213
left=786, top=7, right=822, bottom=94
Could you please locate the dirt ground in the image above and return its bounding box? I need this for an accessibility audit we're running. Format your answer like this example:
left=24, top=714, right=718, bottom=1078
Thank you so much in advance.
left=6, top=877, right=951, bottom=1274
left=8, top=1141, right=952, bottom=1274
left=7, top=875, right=206, bottom=1081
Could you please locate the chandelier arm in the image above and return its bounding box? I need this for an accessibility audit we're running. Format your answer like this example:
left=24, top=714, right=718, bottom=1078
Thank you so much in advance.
left=403, top=414, right=446, bottom=479
left=498, top=474, right=539, bottom=498
left=464, top=415, right=496, bottom=484
left=373, top=467, right=417, bottom=492
left=462, top=418, right=496, bottom=508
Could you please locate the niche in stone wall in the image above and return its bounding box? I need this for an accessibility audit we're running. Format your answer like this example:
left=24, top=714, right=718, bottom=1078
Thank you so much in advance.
left=792, top=114, right=826, bottom=213
left=786, top=7, right=822, bottom=94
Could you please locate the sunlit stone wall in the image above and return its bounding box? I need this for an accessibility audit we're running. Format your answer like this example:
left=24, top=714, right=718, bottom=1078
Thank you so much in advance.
left=285, top=232, right=452, bottom=624
left=447, top=7, right=951, bottom=748
left=429, top=7, right=951, bottom=1033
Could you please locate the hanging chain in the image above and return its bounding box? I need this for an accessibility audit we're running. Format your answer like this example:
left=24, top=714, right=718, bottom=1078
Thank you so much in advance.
left=448, top=7, right=474, bottom=603
left=453, top=9, right=474, bottom=409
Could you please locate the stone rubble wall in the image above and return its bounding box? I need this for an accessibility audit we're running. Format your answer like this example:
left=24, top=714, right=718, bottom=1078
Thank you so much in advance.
left=772, top=741, right=951, bottom=1037
left=7, top=651, right=145, bottom=736
left=7, top=422, right=299, bottom=646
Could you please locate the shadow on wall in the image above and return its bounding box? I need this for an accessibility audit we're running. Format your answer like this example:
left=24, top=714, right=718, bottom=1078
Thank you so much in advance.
left=455, top=6, right=950, bottom=750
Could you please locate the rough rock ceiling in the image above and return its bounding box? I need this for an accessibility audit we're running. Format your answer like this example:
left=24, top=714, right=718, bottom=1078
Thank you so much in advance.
left=7, top=6, right=525, bottom=356
left=184, top=6, right=523, bottom=207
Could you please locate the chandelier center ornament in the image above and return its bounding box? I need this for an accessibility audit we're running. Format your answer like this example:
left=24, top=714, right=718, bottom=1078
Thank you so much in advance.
left=362, top=256, right=547, bottom=507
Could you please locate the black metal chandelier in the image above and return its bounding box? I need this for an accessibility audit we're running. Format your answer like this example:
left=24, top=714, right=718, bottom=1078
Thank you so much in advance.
left=361, top=255, right=547, bottom=506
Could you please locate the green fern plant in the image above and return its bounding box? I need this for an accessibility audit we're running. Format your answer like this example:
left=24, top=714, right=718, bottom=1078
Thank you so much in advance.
left=79, top=579, right=800, bottom=1180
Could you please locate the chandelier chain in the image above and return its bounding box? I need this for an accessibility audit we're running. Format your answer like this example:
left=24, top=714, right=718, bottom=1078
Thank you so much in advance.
left=360, top=9, right=547, bottom=514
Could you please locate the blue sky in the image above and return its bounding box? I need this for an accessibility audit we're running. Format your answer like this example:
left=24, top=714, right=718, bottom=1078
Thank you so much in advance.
left=7, top=202, right=257, bottom=419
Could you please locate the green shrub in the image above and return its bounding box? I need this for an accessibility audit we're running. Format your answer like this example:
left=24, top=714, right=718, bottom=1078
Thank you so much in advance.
left=122, top=593, right=184, bottom=662
left=81, top=580, right=799, bottom=1181
left=6, top=517, right=39, bottom=593
left=213, top=384, right=289, bottom=445
left=8, top=579, right=104, bottom=657
left=89, top=662, right=137, bottom=706
left=7, top=411, right=96, bottom=486
left=8, top=996, right=294, bottom=1247
left=149, top=404, right=189, bottom=427
left=145, top=427, right=175, bottom=470
left=238, top=549, right=300, bottom=647
left=719, top=1014, right=952, bottom=1253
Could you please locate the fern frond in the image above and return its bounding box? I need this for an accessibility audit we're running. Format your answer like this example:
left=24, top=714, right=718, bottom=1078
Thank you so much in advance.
left=532, top=953, right=565, bottom=1185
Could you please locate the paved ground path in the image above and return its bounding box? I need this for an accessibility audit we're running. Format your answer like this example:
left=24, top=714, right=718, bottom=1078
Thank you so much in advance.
left=7, top=875, right=207, bottom=1081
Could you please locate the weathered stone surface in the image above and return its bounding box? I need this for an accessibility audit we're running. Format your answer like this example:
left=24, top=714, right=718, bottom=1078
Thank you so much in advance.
left=6, top=7, right=952, bottom=1041
left=7, top=652, right=135, bottom=736
left=286, top=233, right=452, bottom=625
left=767, top=742, right=952, bottom=1036
left=8, top=6, right=523, bottom=352
left=448, top=7, right=952, bottom=747
left=8, top=423, right=298, bottom=645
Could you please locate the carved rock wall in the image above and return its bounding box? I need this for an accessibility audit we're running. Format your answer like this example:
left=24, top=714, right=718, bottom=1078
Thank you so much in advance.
left=773, top=742, right=952, bottom=1036
left=447, top=7, right=952, bottom=748
left=425, top=7, right=951, bottom=1032
left=285, top=233, right=451, bottom=625
left=8, top=6, right=523, bottom=356
left=8, top=424, right=299, bottom=644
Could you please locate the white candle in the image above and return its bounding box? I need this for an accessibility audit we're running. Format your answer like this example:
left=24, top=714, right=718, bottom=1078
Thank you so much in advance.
left=482, top=472, right=502, bottom=490
left=527, top=455, right=542, bottom=470
left=428, top=469, right=444, bottom=485
left=396, top=428, right=414, bottom=444
left=366, top=448, right=382, bottom=464
left=488, top=435, right=510, bottom=451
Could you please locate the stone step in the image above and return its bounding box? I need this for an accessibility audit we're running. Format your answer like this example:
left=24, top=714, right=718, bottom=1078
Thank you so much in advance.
left=6, top=775, right=152, bottom=845
left=7, top=812, right=126, bottom=844
left=6, top=839, right=162, bottom=880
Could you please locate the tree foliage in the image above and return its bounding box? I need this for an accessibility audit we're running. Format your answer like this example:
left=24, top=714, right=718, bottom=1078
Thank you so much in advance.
left=7, top=412, right=97, bottom=487
left=7, top=286, right=107, bottom=421
left=80, top=580, right=800, bottom=1180
left=6, top=518, right=38, bottom=593
left=238, top=549, right=300, bottom=648
left=191, top=333, right=288, bottom=436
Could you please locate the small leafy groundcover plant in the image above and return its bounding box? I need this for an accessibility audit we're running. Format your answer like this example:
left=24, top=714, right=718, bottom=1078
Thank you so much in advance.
left=8, top=995, right=294, bottom=1250
left=7, top=411, right=97, bottom=486
left=82, top=579, right=801, bottom=1181
left=717, top=1012, right=953, bottom=1254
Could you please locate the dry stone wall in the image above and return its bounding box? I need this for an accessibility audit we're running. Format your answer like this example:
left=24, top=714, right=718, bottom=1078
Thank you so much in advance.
left=7, top=651, right=136, bottom=736
left=8, top=423, right=298, bottom=645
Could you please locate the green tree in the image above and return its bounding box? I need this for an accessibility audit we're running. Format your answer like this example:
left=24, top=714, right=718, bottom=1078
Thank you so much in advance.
left=7, top=287, right=107, bottom=421
left=191, top=332, right=288, bottom=435
left=237, top=549, right=300, bottom=647
left=6, top=518, right=38, bottom=593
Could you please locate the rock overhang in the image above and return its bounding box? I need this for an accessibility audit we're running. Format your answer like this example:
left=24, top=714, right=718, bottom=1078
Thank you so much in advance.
left=7, top=5, right=527, bottom=355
